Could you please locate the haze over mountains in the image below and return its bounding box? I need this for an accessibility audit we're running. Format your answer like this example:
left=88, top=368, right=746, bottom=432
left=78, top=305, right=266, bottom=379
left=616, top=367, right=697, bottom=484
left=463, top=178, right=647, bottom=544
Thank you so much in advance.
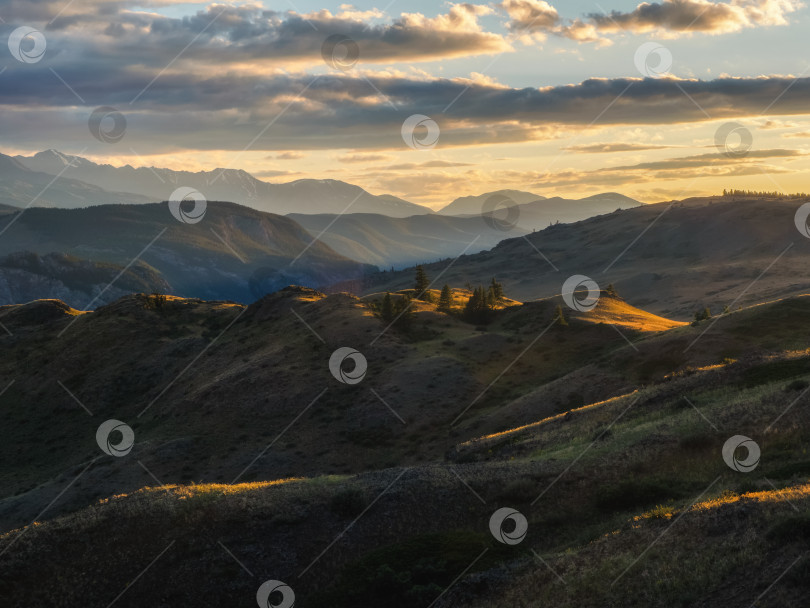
left=0, top=201, right=371, bottom=307
left=10, top=150, right=640, bottom=225
left=14, top=150, right=428, bottom=217
left=0, top=149, right=644, bottom=306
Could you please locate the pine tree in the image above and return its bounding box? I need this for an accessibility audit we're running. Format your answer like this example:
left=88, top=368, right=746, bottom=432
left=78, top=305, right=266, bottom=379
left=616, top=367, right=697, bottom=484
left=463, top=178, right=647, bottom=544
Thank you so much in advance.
left=489, top=277, right=504, bottom=302
left=463, top=285, right=496, bottom=324
left=381, top=292, right=394, bottom=321
left=606, top=283, right=618, bottom=297
left=463, top=288, right=481, bottom=322
left=393, top=293, right=414, bottom=330
left=438, top=285, right=454, bottom=313
left=414, top=265, right=431, bottom=302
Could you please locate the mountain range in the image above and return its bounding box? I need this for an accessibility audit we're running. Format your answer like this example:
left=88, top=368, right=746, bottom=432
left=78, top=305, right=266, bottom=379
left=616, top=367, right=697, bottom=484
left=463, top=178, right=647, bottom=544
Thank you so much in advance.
left=11, top=151, right=641, bottom=227
left=14, top=150, right=428, bottom=217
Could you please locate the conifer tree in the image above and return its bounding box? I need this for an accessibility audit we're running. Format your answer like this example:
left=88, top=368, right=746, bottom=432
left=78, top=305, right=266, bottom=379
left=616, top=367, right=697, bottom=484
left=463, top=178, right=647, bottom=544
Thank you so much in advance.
left=438, top=285, right=454, bottom=313
left=381, top=292, right=394, bottom=322
left=489, top=277, right=504, bottom=302
left=414, top=265, right=431, bottom=302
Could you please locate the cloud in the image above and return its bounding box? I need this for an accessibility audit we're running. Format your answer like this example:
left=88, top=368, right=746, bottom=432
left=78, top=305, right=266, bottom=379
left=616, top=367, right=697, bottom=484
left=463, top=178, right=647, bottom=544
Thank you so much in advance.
left=337, top=153, right=394, bottom=163
left=5, top=2, right=511, bottom=72
left=502, top=0, right=802, bottom=43
left=783, top=130, right=810, bottom=138
left=270, top=152, right=306, bottom=160
left=3, top=69, right=810, bottom=154
left=529, top=148, right=804, bottom=189
left=381, top=160, right=474, bottom=170
left=500, top=0, right=560, bottom=33
left=759, top=119, right=800, bottom=129
left=252, top=169, right=297, bottom=178
left=562, top=142, right=677, bottom=153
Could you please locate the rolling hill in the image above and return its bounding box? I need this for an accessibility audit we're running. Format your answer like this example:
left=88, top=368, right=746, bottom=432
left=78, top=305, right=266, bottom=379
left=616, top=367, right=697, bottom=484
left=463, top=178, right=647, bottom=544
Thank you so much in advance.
left=1, top=287, right=810, bottom=606
left=0, top=252, right=170, bottom=308
left=0, top=201, right=373, bottom=305
left=362, top=196, right=810, bottom=319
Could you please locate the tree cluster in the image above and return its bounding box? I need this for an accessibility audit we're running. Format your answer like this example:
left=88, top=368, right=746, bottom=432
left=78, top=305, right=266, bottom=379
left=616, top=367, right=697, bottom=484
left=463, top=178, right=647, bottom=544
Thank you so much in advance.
left=379, top=291, right=414, bottom=330
left=722, top=189, right=809, bottom=199
left=462, top=278, right=505, bottom=324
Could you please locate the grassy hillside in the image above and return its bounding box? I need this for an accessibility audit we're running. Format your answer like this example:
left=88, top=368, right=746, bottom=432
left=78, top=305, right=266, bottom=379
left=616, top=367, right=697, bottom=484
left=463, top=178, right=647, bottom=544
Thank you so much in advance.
left=1, top=285, right=810, bottom=606
left=362, top=197, right=810, bottom=319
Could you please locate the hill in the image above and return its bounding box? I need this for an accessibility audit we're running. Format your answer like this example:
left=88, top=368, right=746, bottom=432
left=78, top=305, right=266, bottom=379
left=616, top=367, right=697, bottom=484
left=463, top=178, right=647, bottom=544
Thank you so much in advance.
left=0, top=201, right=373, bottom=305
left=0, top=251, right=169, bottom=308
left=1, top=289, right=810, bottom=606
left=289, top=212, right=530, bottom=268
left=363, top=197, right=810, bottom=319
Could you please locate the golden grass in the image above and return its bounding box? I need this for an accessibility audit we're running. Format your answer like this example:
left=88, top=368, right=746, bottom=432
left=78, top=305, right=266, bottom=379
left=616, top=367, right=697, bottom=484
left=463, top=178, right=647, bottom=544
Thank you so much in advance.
left=100, top=477, right=305, bottom=502
left=460, top=390, right=641, bottom=447
left=574, top=295, right=687, bottom=332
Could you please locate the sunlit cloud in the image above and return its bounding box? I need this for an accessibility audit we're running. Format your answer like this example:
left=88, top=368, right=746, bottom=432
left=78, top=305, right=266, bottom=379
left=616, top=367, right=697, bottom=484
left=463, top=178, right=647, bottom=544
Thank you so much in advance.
left=502, top=0, right=803, bottom=44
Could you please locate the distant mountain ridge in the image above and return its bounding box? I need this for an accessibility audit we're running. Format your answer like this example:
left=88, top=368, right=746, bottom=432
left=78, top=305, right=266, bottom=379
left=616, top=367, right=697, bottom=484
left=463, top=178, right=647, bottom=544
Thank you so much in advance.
left=0, top=151, right=152, bottom=209
left=15, top=150, right=431, bottom=217
left=12, top=150, right=644, bottom=224
left=289, top=212, right=530, bottom=268
left=438, top=189, right=548, bottom=215
left=438, top=188, right=642, bottom=229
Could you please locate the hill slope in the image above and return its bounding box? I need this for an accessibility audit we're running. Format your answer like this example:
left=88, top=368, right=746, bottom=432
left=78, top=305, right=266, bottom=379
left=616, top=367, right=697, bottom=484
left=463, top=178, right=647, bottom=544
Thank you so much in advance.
left=364, top=197, right=810, bottom=319
left=1, top=291, right=810, bottom=606
left=0, top=201, right=373, bottom=303
left=289, top=212, right=530, bottom=268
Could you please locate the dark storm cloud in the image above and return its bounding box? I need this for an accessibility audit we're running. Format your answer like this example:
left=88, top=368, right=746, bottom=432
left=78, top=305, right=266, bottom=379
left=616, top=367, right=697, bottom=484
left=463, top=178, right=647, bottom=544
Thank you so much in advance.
left=2, top=68, right=810, bottom=152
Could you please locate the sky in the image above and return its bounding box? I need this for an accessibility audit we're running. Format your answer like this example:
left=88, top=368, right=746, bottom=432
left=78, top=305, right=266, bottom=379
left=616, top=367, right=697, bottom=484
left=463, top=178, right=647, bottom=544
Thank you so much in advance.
left=1, top=0, right=809, bottom=209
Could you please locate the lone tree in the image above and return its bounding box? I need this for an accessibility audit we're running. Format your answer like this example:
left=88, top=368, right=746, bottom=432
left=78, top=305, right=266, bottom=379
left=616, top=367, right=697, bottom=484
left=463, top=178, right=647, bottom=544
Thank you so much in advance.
left=489, top=278, right=504, bottom=302
left=437, top=285, right=454, bottom=313
left=414, top=265, right=431, bottom=302
left=692, top=307, right=712, bottom=325
left=392, top=293, right=414, bottom=330
left=606, top=283, right=618, bottom=297
left=380, top=292, right=394, bottom=322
